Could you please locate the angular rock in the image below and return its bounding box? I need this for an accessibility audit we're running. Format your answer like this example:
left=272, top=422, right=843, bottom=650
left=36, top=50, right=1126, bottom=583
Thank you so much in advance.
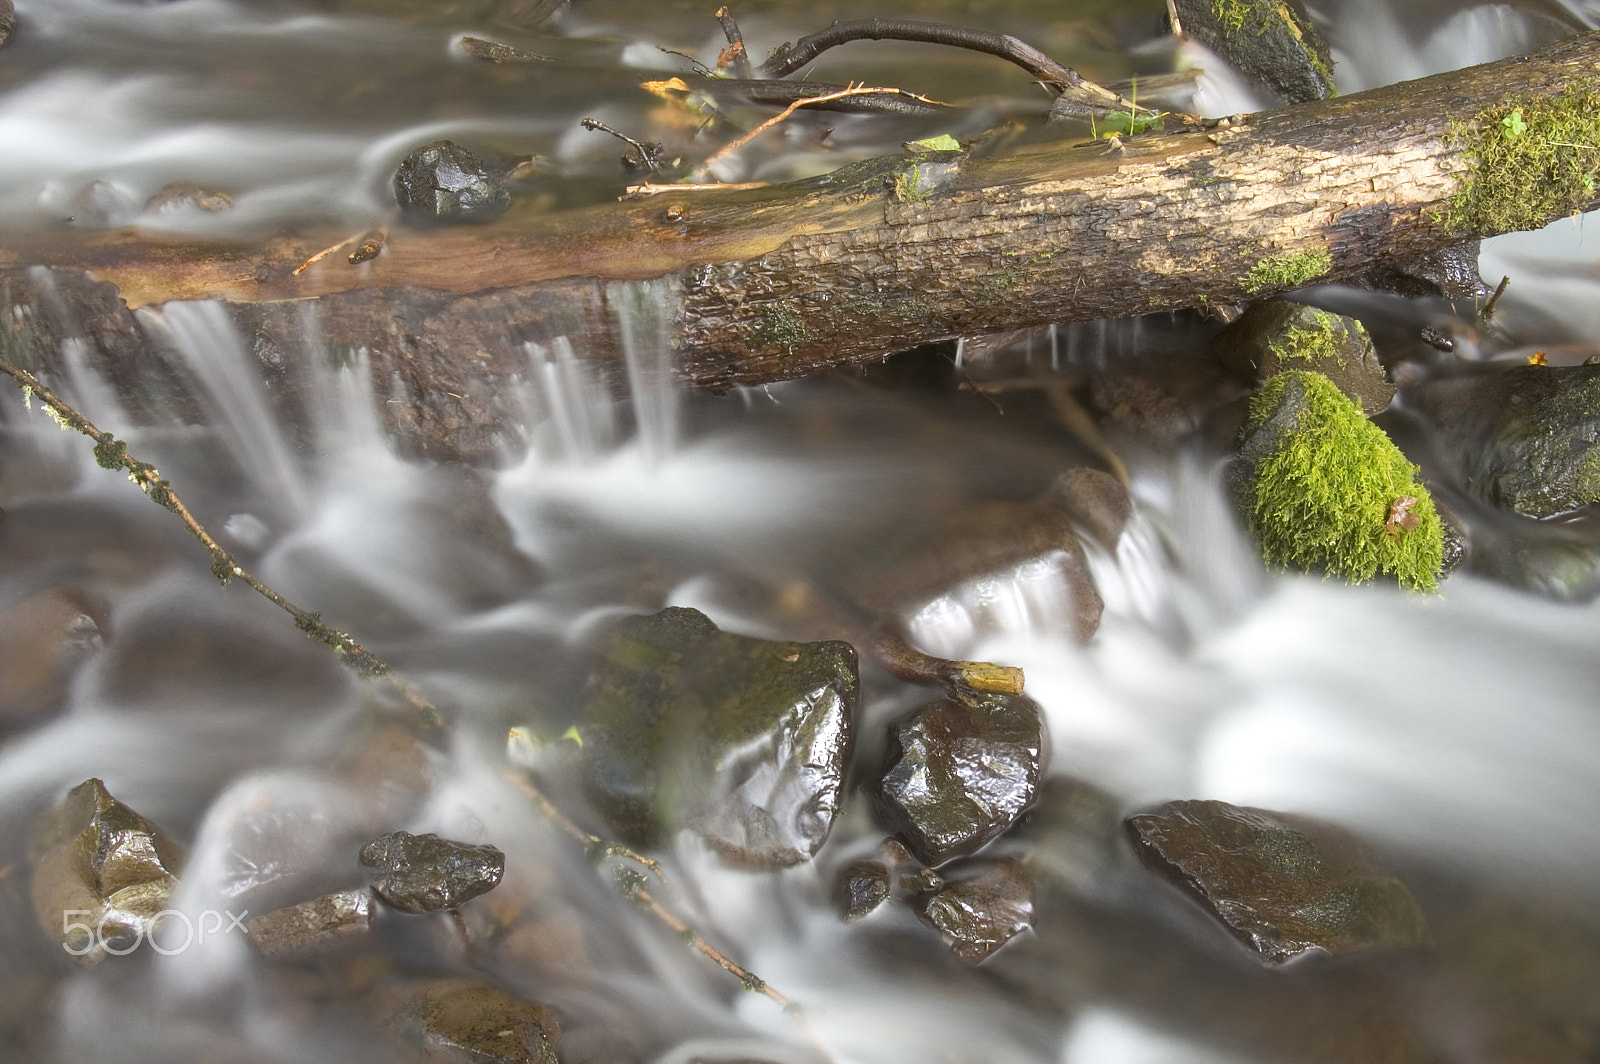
left=1126, top=799, right=1427, bottom=964
left=581, top=606, right=858, bottom=868
left=1169, top=0, right=1336, bottom=103
left=394, top=140, right=511, bottom=225
left=1214, top=302, right=1394, bottom=416
left=29, top=778, right=185, bottom=965
left=381, top=978, right=560, bottom=1064
left=245, top=888, right=372, bottom=958
left=853, top=502, right=1103, bottom=646
left=874, top=693, right=1048, bottom=867
left=1405, top=363, right=1600, bottom=519
left=834, top=859, right=892, bottom=923
left=1231, top=370, right=1444, bottom=591
left=360, top=831, right=505, bottom=914
left=911, top=857, right=1035, bottom=964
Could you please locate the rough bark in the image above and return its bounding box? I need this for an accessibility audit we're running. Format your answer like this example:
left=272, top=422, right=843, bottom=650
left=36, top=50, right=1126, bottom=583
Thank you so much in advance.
left=2, top=31, right=1598, bottom=460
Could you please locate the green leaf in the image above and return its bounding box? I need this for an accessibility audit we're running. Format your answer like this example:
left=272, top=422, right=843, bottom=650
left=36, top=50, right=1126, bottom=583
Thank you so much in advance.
left=904, top=133, right=961, bottom=153
left=1502, top=108, right=1527, bottom=138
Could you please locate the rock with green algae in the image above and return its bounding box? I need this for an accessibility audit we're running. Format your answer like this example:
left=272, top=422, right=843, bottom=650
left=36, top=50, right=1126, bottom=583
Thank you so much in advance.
left=1232, top=369, right=1444, bottom=591
left=580, top=606, right=858, bottom=869
left=1214, top=301, right=1394, bottom=416
left=28, top=778, right=185, bottom=965
left=1126, top=799, right=1427, bottom=964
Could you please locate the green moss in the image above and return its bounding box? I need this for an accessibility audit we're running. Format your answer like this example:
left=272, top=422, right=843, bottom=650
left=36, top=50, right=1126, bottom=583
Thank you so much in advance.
left=751, top=302, right=814, bottom=354
left=1242, top=249, right=1332, bottom=294
left=1213, top=0, right=1251, bottom=33
left=1446, top=82, right=1600, bottom=234
left=1245, top=370, right=1443, bottom=592
left=1267, top=309, right=1344, bottom=366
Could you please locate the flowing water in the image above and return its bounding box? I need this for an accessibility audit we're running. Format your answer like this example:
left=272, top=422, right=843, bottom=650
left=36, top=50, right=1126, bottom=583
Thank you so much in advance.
left=2, top=1, right=1600, bottom=1062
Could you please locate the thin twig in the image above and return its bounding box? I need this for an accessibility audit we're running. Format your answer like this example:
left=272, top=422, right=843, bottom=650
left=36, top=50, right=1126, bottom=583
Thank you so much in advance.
left=693, top=83, right=927, bottom=179
left=294, top=232, right=363, bottom=275
left=1482, top=273, right=1511, bottom=321
left=714, top=6, right=754, bottom=80
left=625, top=181, right=771, bottom=197
left=0, top=357, right=440, bottom=723
left=580, top=118, right=663, bottom=174
left=874, top=633, right=1025, bottom=699
left=759, top=18, right=1137, bottom=116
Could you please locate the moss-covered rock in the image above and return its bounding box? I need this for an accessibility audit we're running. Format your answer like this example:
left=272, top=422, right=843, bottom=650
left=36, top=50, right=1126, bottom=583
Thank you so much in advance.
left=580, top=606, right=858, bottom=868
left=1232, top=370, right=1444, bottom=591
left=1214, top=302, right=1394, bottom=416
left=1172, top=0, right=1337, bottom=103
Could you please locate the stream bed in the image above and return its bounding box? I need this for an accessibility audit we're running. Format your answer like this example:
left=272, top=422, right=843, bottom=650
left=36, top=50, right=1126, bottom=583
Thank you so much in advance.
left=2, top=1, right=1600, bottom=1062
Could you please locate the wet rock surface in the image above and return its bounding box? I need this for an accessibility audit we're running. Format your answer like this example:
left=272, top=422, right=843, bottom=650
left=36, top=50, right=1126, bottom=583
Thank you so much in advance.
left=1405, top=363, right=1600, bottom=518
left=581, top=606, right=858, bottom=868
left=1088, top=375, right=1198, bottom=442
left=245, top=888, right=372, bottom=958
left=380, top=978, right=560, bottom=1064
left=394, top=140, right=512, bottom=225
left=28, top=778, right=185, bottom=964
left=143, top=180, right=233, bottom=214
left=0, top=0, right=13, bottom=49
left=1126, top=799, right=1427, bottom=963
left=360, top=830, right=505, bottom=914
left=853, top=501, right=1103, bottom=645
left=1043, top=466, right=1132, bottom=552
left=911, top=857, right=1036, bottom=964
left=875, top=693, right=1048, bottom=867
left=1169, top=0, right=1336, bottom=103
left=0, top=586, right=103, bottom=730
left=1215, top=302, right=1394, bottom=416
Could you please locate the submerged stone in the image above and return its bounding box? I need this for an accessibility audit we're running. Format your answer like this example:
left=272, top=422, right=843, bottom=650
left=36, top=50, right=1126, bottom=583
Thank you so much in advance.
left=1043, top=467, right=1132, bottom=553
left=380, top=978, right=560, bottom=1064
left=581, top=606, right=858, bottom=868
left=0, top=586, right=102, bottom=730
left=1126, top=799, right=1427, bottom=964
left=359, top=831, right=505, bottom=914
left=1214, top=302, right=1393, bottom=416
left=28, top=778, right=185, bottom=965
left=911, top=857, right=1035, bottom=964
left=874, top=693, right=1048, bottom=867
left=143, top=180, right=233, bottom=214
left=1405, top=363, right=1600, bottom=519
left=245, top=888, right=372, bottom=958
left=394, top=140, right=511, bottom=225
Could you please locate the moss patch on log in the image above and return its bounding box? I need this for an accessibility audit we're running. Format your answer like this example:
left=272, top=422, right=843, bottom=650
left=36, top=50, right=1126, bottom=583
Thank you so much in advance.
left=1244, top=370, right=1444, bottom=592
left=1446, top=82, right=1600, bottom=234
left=1242, top=249, right=1332, bottom=294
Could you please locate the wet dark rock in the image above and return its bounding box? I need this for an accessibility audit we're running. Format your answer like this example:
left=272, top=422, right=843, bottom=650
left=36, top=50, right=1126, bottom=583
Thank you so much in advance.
left=1043, top=466, right=1132, bottom=552
left=359, top=831, right=505, bottom=914
left=394, top=140, right=512, bottom=225
left=1126, top=799, right=1427, bottom=964
left=853, top=502, right=1102, bottom=644
left=835, top=859, right=892, bottom=923
left=1215, top=302, right=1393, bottom=416
left=1363, top=241, right=1489, bottom=300
left=1009, top=776, right=1127, bottom=898
left=1404, top=363, right=1600, bottom=518
left=581, top=606, right=858, bottom=868
left=28, top=778, right=185, bottom=965
left=874, top=693, right=1048, bottom=867
left=380, top=978, right=560, bottom=1064
left=911, top=857, right=1035, bottom=964
left=1089, top=375, right=1198, bottom=442
left=143, top=180, right=233, bottom=214
left=245, top=888, right=372, bottom=958
left=1170, top=0, right=1336, bottom=103
left=0, top=586, right=103, bottom=729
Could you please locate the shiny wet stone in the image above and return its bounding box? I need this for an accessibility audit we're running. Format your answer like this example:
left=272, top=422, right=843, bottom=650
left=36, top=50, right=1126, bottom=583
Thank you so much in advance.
left=380, top=978, right=560, bottom=1064
left=394, top=140, right=511, bottom=224
left=28, top=777, right=185, bottom=965
left=874, top=693, right=1048, bottom=867
left=359, top=830, right=505, bottom=914
left=1126, top=799, right=1427, bottom=963
left=580, top=606, right=858, bottom=868
left=245, top=888, right=372, bottom=958
left=912, top=857, right=1036, bottom=964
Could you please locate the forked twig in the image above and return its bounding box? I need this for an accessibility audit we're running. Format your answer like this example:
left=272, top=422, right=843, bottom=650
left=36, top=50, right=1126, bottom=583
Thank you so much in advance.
left=693, top=83, right=933, bottom=179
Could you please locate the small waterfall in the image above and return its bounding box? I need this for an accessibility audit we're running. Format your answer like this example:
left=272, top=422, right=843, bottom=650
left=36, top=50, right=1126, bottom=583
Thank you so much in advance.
left=612, top=277, right=681, bottom=464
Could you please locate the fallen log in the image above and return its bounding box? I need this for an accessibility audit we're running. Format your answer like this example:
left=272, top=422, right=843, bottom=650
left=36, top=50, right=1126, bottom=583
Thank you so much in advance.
left=2, top=30, right=1598, bottom=460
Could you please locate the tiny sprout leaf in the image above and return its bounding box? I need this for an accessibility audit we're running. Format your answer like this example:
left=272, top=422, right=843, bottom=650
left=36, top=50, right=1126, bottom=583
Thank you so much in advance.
left=904, top=134, right=961, bottom=153
left=1502, top=108, right=1527, bottom=138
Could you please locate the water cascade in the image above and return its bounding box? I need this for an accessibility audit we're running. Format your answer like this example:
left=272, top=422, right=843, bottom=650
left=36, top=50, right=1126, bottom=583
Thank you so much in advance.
left=2, top=1, right=1599, bottom=1062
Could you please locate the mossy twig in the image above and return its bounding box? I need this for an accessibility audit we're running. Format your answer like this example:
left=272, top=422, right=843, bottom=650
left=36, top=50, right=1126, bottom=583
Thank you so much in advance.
left=0, top=356, right=439, bottom=721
